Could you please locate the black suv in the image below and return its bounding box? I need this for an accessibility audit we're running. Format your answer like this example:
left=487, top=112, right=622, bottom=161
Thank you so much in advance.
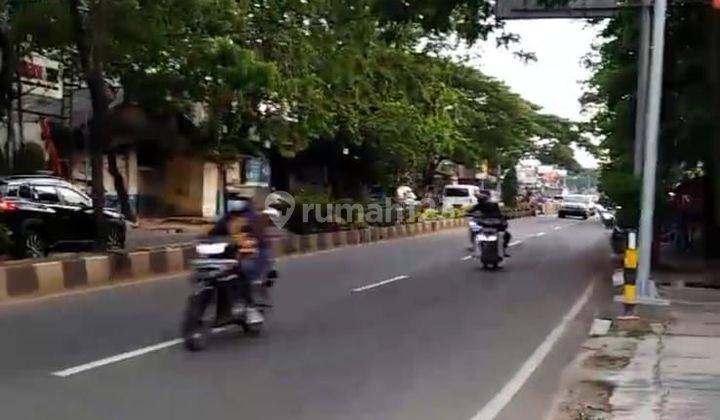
left=0, top=175, right=126, bottom=258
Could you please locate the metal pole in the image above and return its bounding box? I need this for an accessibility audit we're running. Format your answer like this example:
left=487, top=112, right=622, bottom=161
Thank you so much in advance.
left=634, top=3, right=651, bottom=176
left=637, top=0, right=667, bottom=299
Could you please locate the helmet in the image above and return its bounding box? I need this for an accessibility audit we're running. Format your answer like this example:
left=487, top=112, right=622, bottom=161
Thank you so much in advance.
left=227, top=197, right=251, bottom=215
left=475, top=190, right=491, bottom=202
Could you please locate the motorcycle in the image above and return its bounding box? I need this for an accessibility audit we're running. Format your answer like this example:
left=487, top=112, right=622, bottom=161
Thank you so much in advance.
left=181, top=238, right=274, bottom=351
left=597, top=204, right=617, bottom=229
left=469, top=218, right=505, bottom=270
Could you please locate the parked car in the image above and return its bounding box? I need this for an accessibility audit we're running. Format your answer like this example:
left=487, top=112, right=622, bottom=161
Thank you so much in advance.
left=442, top=184, right=481, bottom=212
left=558, top=194, right=592, bottom=219
left=0, top=175, right=126, bottom=258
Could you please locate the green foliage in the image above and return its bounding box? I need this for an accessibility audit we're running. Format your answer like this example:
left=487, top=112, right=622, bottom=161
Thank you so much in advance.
left=441, top=207, right=465, bottom=219
left=420, top=208, right=442, bottom=221
left=5, top=0, right=587, bottom=198
left=601, top=171, right=640, bottom=228
left=584, top=7, right=720, bottom=227
left=502, top=167, right=518, bottom=208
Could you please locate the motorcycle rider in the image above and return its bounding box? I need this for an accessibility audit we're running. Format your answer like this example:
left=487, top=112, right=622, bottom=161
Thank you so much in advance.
left=468, top=191, right=512, bottom=257
left=208, top=197, right=268, bottom=324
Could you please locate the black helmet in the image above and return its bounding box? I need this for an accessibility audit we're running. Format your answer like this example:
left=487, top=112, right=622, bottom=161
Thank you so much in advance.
left=475, top=190, right=491, bottom=202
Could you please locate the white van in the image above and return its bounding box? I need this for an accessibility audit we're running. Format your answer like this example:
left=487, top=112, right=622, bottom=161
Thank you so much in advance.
left=442, top=184, right=480, bottom=212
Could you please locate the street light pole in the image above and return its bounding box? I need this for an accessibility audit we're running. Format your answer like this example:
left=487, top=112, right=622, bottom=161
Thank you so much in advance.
left=636, top=0, right=667, bottom=300
left=633, top=2, right=651, bottom=176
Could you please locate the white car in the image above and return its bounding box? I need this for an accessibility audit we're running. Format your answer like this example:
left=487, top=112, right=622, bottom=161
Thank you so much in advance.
left=442, top=184, right=480, bottom=212
left=558, top=195, right=592, bottom=219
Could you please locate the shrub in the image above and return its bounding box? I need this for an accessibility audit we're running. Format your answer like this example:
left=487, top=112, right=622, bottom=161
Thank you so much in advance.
left=420, top=208, right=441, bottom=221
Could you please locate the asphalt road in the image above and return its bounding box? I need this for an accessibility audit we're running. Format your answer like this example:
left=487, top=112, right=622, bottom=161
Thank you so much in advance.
left=0, top=216, right=613, bottom=420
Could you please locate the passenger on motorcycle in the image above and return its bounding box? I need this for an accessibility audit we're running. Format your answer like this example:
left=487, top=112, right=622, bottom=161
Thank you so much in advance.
left=208, top=197, right=269, bottom=324
left=467, top=192, right=512, bottom=257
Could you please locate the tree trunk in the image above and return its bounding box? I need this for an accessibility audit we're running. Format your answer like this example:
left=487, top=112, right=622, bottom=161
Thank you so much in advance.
left=0, top=28, right=15, bottom=172
left=107, top=152, right=136, bottom=222
left=708, top=10, right=720, bottom=259
left=420, top=157, right=438, bottom=196
left=14, top=47, right=23, bottom=146
left=70, top=0, right=110, bottom=249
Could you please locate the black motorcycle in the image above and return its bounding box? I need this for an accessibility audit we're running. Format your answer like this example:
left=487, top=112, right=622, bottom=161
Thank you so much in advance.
left=469, top=217, right=506, bottom=270
left=181, top=238, right=274, bottom=351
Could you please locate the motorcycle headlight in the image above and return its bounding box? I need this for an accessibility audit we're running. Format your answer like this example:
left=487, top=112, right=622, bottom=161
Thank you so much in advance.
left=195, top=242, right=229, bottom=255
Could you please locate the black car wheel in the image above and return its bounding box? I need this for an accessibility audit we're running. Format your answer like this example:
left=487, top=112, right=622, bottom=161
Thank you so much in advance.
left=23, top=230, right=47, bottom=259
left=105, top=225, right=125, bottom=250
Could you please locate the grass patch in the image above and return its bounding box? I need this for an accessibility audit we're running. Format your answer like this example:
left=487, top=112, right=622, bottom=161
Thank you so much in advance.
left=584, top=353, right=631, bottom=370
left=611, top=318, right=654, bottom=339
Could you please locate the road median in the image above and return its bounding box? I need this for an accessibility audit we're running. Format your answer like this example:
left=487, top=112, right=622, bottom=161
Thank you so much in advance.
left=0, top=210, right=536, bottom=302
left=0, top=217, right=476, bottom=302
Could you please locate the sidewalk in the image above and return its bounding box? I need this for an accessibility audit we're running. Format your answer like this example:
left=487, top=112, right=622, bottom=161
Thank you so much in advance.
left=126, top=217, right=212, bottom=250
left=550, top=281, right=720, bottom=419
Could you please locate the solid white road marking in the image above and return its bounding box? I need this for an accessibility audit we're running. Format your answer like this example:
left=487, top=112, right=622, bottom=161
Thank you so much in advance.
left=52, top=326, right=240, bottom=378
left=470, top=282, right=594, bottom=420
left=508, top=240, right=523, bottom=247
left=535, top=232, right=546, bottom=237
left=352, top=275, right=410, bottom=292
left=52, top=339, right=184, bottom=378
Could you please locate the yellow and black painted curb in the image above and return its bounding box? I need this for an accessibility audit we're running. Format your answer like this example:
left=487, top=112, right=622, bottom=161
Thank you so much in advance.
left=0, top=211, right=538, bottom=302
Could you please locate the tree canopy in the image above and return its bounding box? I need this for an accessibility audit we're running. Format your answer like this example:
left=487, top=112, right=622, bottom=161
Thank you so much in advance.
left=583, top=7, right=720, bottom=227
left=2, top=0, right=588, bottom=201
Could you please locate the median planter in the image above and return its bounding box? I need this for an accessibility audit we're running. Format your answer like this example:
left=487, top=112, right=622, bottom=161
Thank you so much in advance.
left=300, top=234, right=319, bottom=253
left=318, top=232, right=334, bottom=250
left=285, top=234, right=301, bottom=254
left=366, top=227, right=376, bottom=242
left=378, top=226, right=389, bottom=240
left=347, top=229, right=361, bottom=245
left=333, top=230, right=348, bottom=247
left=128, top=251, right=151, bottom=278
left=181, top=245, right=196, bottom=268
left=407, top=223, right=418, bottom=236
left=0, top=210, right=492, bottom=303
left=387, top=226, right=398, bottom=239
left=84, top=256, right=111, bottom=285
left=399, top=224, right=410, bottom=237
left=269, top=237, right=286, bottom=257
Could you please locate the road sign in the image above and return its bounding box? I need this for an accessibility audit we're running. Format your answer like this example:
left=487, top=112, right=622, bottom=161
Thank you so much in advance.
left=19, top=54, right=63, bottom=100
left=496, top=0, right=620, bottom=19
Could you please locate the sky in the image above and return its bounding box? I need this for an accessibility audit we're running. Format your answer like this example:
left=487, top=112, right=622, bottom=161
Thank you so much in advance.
left=466, top=19, right=603, bottom=168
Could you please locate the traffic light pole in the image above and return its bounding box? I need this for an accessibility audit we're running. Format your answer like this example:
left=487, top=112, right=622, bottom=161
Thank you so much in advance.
left=635, top=0, right=669, bottom=304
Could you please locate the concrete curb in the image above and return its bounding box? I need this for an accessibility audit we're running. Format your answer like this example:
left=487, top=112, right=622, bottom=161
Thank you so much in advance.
left=0, top=215, right=513, bottom=302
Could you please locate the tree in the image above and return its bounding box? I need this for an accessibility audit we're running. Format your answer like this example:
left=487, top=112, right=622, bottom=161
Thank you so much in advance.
left=502, top=167, right=518, bottom=208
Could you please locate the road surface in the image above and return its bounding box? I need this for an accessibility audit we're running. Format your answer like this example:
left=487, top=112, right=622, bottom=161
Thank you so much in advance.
left=0, top=216, right=613, bottom=420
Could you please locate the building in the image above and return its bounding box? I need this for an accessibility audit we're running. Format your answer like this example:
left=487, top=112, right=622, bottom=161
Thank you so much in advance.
left=0, top=54, right=273, bottom=219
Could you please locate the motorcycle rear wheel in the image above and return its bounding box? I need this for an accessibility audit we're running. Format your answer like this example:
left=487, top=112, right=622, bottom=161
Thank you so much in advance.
left=182, top=292, right=214, bottom=351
